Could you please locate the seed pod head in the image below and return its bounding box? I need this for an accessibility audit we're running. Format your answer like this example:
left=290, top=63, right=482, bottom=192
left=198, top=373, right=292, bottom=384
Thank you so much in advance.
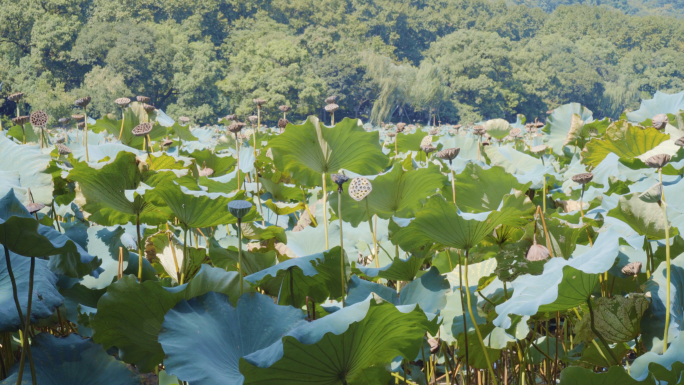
left=420, top=144, right=436, bottom=154
left=227, top=122, right=245, bottom=133
left=331, top=173, right=350, bottom=193
left=453, top=124, right=462, bottom=131
left=198, top=162, right=214, bottom=177
left=386, top=132, right=396, bottom=138
left=645, top=154, right=671, bottom=169
left=530, top=144, right=547, bottom=154
left=25, top=202, right=45, bottom=214
left=509, top=128, right=522, bottom=138
left=161, top=139, right=174, bottom=147
left=437, top=148, right=460, bottom=162
left=142, top=104, right=156, bottom=113
left=420, top=135, right=433, bottom=147
left=132, top=122, right=154, bottom=137
left=526, top=244, right=550, bottom=261
left=136, top=96, right=150, bottom=103
left=325, top=95, right=338, bottom=104
left=225, top=114, right=237, bottom=121
left=472, top=125, right=486, bottom=136
left=525, top=125, right=537, bottom=134
left=77, top=122, right=86, bottom=130
left=546, top=110, right=554, bottom=115
left=58, top=117, right=71, bottom=125
left=115, top=97, right=131, bottom=108
left=278, top=118, right=289, bottom=129
left=12, top=116, right=29, bottom=126
left=428, top=128, right=440, bottom=136
left=571, top=172, right=594, bottom=185
left=348, top=177, right=372, bottom=201
left=179, top=116, right=190, bottom=124
left=674, top=136, right=684, bottom=147
left=228, top=200, right=252, bottom=219
left=74, top=96, right=91, bottom=108
left=652, top=114, right=668, bottom=130
left=324, top=103, right=339, bottom=113
left=253, top=98, right=266, bottom=107
left=621, top=261, right=642, bottom=277
left=8, top=92, right=24, bottom=102
left=56, top=143, right=72, bottom=155
left=396, top=122, right=406, bottom=132
left=248, top=115, right=258, bottom=123
left=535, top=121, right=545, bottom=128
left=72, top=114, right=85, bottom=121
left=30, top=110, right=49, bottom=127
left=407, top=124, right=416, bottom=130
left=279, top=105, right=291, bottom=113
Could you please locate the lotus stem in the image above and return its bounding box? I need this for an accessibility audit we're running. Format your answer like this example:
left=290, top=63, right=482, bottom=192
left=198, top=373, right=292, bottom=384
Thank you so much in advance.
left=464, top=255, right=498, bottom=385
left=289, top=267, right=295, bottom=306
left=542, top=178, right=546, bottom=214
left=394, top=136, right=398, bottom=159
left=660, top=168, right=672, bottom=352
left=254, top=106, right=260, bottom=159
left=338, top=190, right=345, bottom=306
left=238, top=219, right=244, bottom=296
left=322, top=173, right=329, bottom=249
left=136, top=213, right=143, bottom=281
left=118, top=247, right=124, bottom=279
left=166, top=224, right=180, bottom=281
left=579, top=185, right=594, bottom=247
left=450, top=160, right=456, bottom=205
left=255, top=173, right=264, bottom=226
left=51, top=200, right=61, bottom=233
left=235, top=133, right=241, bottom=191
left=84, top=108, right=89, bottom=162
left=18, top=257, right=38, bottom=385
left=365, top=198, right=378, bottom=268
left=118, top=108, right=125, bottom=140
left=536, top=206, right=553, bottom=258
left=331, top=112, right=335, bottom=126
left=457, top=251, right=470, bottom=385
left=587, top=297, right=619, bottom=365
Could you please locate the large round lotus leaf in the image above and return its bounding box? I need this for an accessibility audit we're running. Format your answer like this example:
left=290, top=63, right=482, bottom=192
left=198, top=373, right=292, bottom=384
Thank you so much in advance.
left=484, top=145, right=543, bottom=175
left=159, top=292, right=306, bottom=385
left=239, top=298, right=440, bottom=385
left=269, top=116, right=388, bottom=187
left=581, top=120, right=670, bottom=168
left=0, top=248, right=63, bottom=331
left=0, top=136, right=53, bottom=205
left=0, top=333, right=141, bottom=385
left=396, top=130, right=429, bottom=153
left=353, top=254, right=424, bottom=281
left=542, top=103, right=594, bottom=155
left=328, top=164, right=445, bottom=226
left=631, top=331, right=684, bottom=382
left=208, top=239, right=276, bottom=276
left=626, top=90, right=684, bottom=124
left=484, top=118, right=510, bottom=140
left=91, top=265, right=250, bottom=372
left=607, top=193, right=679, bottom=240
left=186, top=149, right=236, bottom=177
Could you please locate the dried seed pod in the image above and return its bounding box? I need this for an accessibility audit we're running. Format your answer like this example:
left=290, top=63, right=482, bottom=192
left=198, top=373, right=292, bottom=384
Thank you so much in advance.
left=472, top=125, right=486, bottom=136
left=525, top=125, right=537, bottom=134
left=535, top=121, right=545, bottom=128
left=142, top=104, right=156, bottom=113
left=136, top=96, right=150, bottom=103
left=25, top=202, right=45, bottom=214
left=132, top=122, right=154, bottom=137
left=420, top=144, right=436, bottom=154
left=179, top=116, right=191, bottom=124
left=331, top=173, right=350, bottom=192
left=248, top=115, right=258, bottom=123
left=396, top=122, right=406, bottom=132
left=198, top=162, right=214, bottom=177
left=115, top=97, right=131, bottom=108
left=72, top=114, right=85, bottom=121
left=420, top=135, right=433, bottom=147
left=652, top=114, right=668, bottom=130
left=225, top=114, right=237, bottom=121
left=509, top=128, right=522, bottom=137
left=56, top=143, right=72, bottom=155
left=161, top=139, right=174, bottom=147
left=348, top=177, right=372, bottom=201
left=428, top=128, right=440, bottom=136
left=228, top=200, right=252, bottom=219
left=77, top=122, right=86, bottom=130
left=621, top=261, right=642, bottom=277
left=12, top=116, right=29, bottom=126
left=546, top=110, right=554, bottom=114
left=526, top=244, right=550, bottom=261
left=675, top=137, right=684, bottom=147
left=453, top=124, right=462, bottom=131
left=253, top=98, right=267, bottom=106
left=8, top=92, right=24, bottom=102
left=428, top=338, right=441, bottom=354
left=55, top=137, right=66, bottom=144
left=227, top=122, right=245, bottom=133
left=437, top=148, right=460, bottom=162
left=530, top=144, right=547, bottom=154
left=386, top=132, right=396, bottom=138
left=407, top=124, right=416, bottom=130
left=278, top=118, right=289, bottom=129
left=571, top=172, right=594, bottom=185
left=58, top=117, right=72, bottom=125
left=644, top=154, right=671, bottom=169
left=325, top=95, right=338, bottom=104
left=278, top=105, right=291, bottom=113
left=324, top=103, right=339, bottom=113
left=30, top=110, right=49, bottom=127
left=74, top=96, right=91, bottom=108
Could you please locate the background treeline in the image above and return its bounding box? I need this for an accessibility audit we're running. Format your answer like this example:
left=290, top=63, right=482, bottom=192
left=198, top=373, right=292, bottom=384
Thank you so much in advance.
left=1, top=0, right=684, bottom=126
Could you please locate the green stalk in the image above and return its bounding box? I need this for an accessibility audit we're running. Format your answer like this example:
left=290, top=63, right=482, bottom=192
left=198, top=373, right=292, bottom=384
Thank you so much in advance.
left=235, top=133, right=241, bottom=191
left=84, top=107, right=89, bottom=162
left=238, top=219, right=244, bottom=295
left=450, top=161, right=456, bottom=205
left=322, top=173, right=329, bottom=249
left=457, top=252, right=470, bottom=385
left=136, top=213, right=143, bottom=281
left=365, top=198, right=378, bottom=268
left=180, top=226, right=188, bottom=285
left=464, top=254, right=498, bottom=385
left=17, top=257, right=37, bottom=385
left=254, top=106, right=260, bottom=159
left=660, top=168, right=672, bottom=352
left=118, top=108, right=126, bottom=140
left=331, top=111, right=335, bottom=126
left=338, top=190, right=345, bottom=306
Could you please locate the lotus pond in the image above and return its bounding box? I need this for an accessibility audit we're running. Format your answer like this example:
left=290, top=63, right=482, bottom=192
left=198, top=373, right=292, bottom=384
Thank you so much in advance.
left=1, top=92, right=684, bottom=385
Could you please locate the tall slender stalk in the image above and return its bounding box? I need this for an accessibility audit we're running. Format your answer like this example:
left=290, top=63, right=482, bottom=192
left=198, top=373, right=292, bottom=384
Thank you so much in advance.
left=659, top=168, right=672, bottom=352
left=136, top=213, right=143, bottom=281
left=254, top=106, right=260, bottom=159
left=322, top=173, right=329, bottom=249
left=118, top=107, right=126, bottom=140
left=365, top=199, right=378, bottom=268
left=338, top=190, right=345, bottom=306
left=457, top=252, right=470, bottom=385
left=237, top=219, right=244, bottom=296
left=180, top=226, right=188, bottom=285
left=18, top=257, right=37, bottom=385
left=235, top=133, right=241, bottom=191
left=84, top=107, right=89, bottom=162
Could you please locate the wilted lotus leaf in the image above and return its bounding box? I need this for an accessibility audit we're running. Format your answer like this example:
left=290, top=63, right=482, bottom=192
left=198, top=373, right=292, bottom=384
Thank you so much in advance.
left=248, top=115, right=257, bottom=123
left=420, top=144, right=436, bottom=154
left=72, top=114, right=84, bottom=121
left=228, top=122, right=245, bottom=133
left=437, top=147, right=460, bottom=162
left=579, top=295, right=650, bottom=343
left=25, top=202, right=45, bottom=214
left=621, top=261, right=642, bottom=276
left=253, top=98, right=266, bottom=106
left=12, top=116, right=29, bottom=126
left=278, top=105, right=291, bottom=113
left=530, top=144, right=547, bottom=154
left=509, top=128, right=522, bottom=137
left=325, top=95, right=338, bottom=104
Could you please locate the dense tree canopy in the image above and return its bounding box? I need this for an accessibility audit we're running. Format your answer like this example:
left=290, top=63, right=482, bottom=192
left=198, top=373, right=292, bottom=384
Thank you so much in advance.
left=1, top=0, right=684, bottom=126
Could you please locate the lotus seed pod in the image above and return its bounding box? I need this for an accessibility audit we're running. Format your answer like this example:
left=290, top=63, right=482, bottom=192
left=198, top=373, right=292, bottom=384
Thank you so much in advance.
left=429, top=128, right=440, bottom=136
left=331, top=173, right=350, bottom=193
left=509, top=128, right=522, bottom=137
left=278, top=118, right=289, bottom=129
left=278, top=105, right=291, bottom=113
left=652, top=114, right=668, bottom=130
left=142, top=104, right=156, bottom=113
left=645, top=154, right=671, bottom=169
left=448, top=129, right=457, bottom=135
left=198, top=162, right=214, bottom=177
left=621, top=261, right=642, bottom=277
left=227, top=122, right=245, bottom=133
left=407, top=124, right=416, bottom=130
left=115, top=97, right=131, bottom=107
left=179, top=116, right=190, bottom=124
left=248, top=115, right=258, bottom=123
left=546, top=110, right=554, bottom=115
left=30, top=110, right=49, bottom=127
left=453, top=124, right=462, bottom=131
left=525, top=125, right=537, bottom=134
left=12, top=116, right=29, bottom=126
left=348, top=177, right=372, bottom=201
left=571, top=172, right=594, bottom=185
left=675, top=137, right=684, bottom=147
left=161, top=139, right=174, bottom=147
left=132, top=122, right=154, bottom=137
left=253, top=98, right=266, bottom=106
left=56, top=143, right=72, bottom=155
left=386, top=132, right=396, bottom=138
left=74, top=96, right=91, bottom=108
left=225, top=114, right=237, bottom=121
left=25, top=202, right=45, bottom=214
left=530, top=144, right=547, bottom=154
left=473, top=126, right=486, bottom=136
left=428, top=337, right=441, bottom=354
left=72, top=114, right=85, bottom=121
left=421, top=144, right=436, bottom=154
left=535, top=121, right=545, bottom=128
left=526, top=244, right=550, bottom=261
left=58, top=117, right=71, bottom=125
left=437, top=148, right=460, bottom=162
left=228, top=200, right=252, bottom=219
left=136, top=96, right=150, bottom=103
left=420, top=135, right=433, bottom=147
left=325, top=95, right=338, bottom=104
left=396, top=122, right=406, bottom=132
left=8, top=92, right=24, bottom=102
left=77, top=122, right=86, bottom=130
left=324, top=103, right=339, bottom=113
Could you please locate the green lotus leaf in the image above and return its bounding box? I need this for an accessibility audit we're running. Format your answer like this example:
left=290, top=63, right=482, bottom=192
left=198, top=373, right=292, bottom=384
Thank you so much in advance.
left=168, top=121, right=199, bottom=142
left=186, top=149, right=235, bottom=176
left=264, top=199, right=304, bottom=216
left=0, top=248, right=63, bottom=332
left=1, top=333, right=141, bottom=385
left=528, top=335, right=566, bottom=365
left=145, top=231, right=205, bottom=282
left=259, top=177, right=302, bottom=202
left=148, top=152, right=193, bottom=171
left=559, top=363, right=684, bottom=385
left=198, top=171, right=239, bottom=194
left=392, top=193, right=534, bottom=252
left=0, top=136, right=53, bottom=205
left=209, top=238, right=276, bottom=276
left=6, top=123, right=41, bottom=144
left=239, top=298, right=440, bottom=385
left=626, top=90, right=684, bottom=124
left=91, top=265, right=250, bottom=372
left=397, top=130, right=429, bottom=153
left=58, top=282, right=106, bottom=337
left=269, top=116, right=388, bottom=187
left=607, top=193, right=678, bottom=240
left=239, top=222, right=287, bottom=243
left=574, top=294, right=649, bottom=344
left=329, top=164, right=445, bottom=226
left=483, top=145, right=543, bottom=175
left=456, top=324, right=501, bottom=369
left=581, top=120, right=670, bottom=168
left=245, top=247, right=348, bottom=308
left=484, top=118, right=510, bottom=140
left=90, top=108, right=166, bottom=150
left=632, top=331, right=684, bottom=382
left=543, top=103, right=594, bottom=155
left=353, top=254, right=425, bottom=281
left=159, top=292, right=306, bottom=385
